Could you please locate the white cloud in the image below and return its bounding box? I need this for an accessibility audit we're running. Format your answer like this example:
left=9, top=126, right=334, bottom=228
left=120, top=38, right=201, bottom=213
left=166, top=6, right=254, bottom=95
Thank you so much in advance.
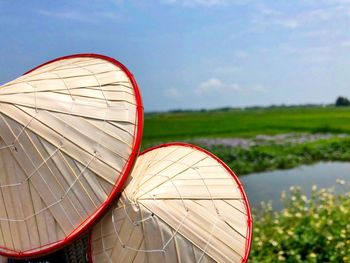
left=300, top=30, right=330, bottom=38
left=250, top=85, right=267, bottom=92
left=322, top=0, right=350, bottom=4
left=196, top=78, right=239, bottom=95
left=299, top=55, right=332, bottom=64
left=257, top=6, right=283, bottom=16
left=38, top=9, right=122, bottom=23
left=165, top=88, right=183, bottom=99
left=340, top=40, right=350, bottom=47
left=196, top=78, right=266, bottom=95
left=281, top=44, right=334, bottom=64
left=234, top=50, right=248, bottom=59
left=162, top=0, right=248, bottom=7
left=277, top=19, right=300, bottom=29
left=252, top=3, right=350, bottom=33
left=213, top=66, right=240, bottom=75
left=284, top=46, right=333, bottom=55
left=302, top=8, right=334, bottom=22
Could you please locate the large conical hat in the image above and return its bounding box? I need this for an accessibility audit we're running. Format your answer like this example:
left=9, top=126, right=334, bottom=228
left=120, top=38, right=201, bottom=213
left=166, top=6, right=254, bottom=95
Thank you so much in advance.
left=0, top=54, right=143, bottom=258
left=89, top=143, right=252, bottom=263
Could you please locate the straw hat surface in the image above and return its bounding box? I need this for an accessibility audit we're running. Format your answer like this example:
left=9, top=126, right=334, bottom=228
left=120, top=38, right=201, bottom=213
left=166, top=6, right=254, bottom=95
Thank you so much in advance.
left=90, top=143, right=252, bottom=263
left=0, top=54, right=143, bottom=258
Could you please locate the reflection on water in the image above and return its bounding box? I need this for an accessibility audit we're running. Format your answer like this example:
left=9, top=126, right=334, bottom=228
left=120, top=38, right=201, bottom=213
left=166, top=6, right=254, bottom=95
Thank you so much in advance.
left=240, top=162, right=350, bottom=210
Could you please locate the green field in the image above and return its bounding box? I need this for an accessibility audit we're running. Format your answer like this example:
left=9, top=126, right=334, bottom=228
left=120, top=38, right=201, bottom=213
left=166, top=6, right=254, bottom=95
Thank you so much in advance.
left=145, top=107, right=350, bottom=262
left=143, top=106, right=350, bottom=176
left=143, top=106, right=350, bottom=145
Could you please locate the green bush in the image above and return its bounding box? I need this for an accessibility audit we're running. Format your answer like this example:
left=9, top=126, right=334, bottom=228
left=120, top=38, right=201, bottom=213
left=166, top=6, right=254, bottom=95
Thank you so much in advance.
left=206, top=138, right=350, bottom=175
left=250, top=185, right=350, bottom=262
left=335, top=96, right=350, bottom=107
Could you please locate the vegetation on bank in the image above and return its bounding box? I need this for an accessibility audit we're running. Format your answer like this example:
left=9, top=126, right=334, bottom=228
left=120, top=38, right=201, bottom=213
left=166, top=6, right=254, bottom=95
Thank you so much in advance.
left=250, top=185, right=350, bottom=262
left=143, top=106, right=350, bottom=175
left=199, top=137, right=350, bottom=176
left=143, top=106, right=350, bottom=145
left=143, top=105, right=350, bottom=263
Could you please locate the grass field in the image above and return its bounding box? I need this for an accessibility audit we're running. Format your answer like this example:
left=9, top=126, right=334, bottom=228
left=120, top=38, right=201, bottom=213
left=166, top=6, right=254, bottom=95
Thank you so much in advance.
left=143, top=106, right=350, bottom=176
left=144, top=108, right=350, bottom=261
left=143, top=106, right=350, bottom=146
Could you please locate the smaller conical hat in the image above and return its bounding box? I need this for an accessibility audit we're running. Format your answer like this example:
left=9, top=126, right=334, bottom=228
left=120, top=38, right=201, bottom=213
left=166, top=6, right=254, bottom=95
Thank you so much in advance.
left=0, top=54, right=143, bottom=258
left=89, top=143, right=252, bottom=263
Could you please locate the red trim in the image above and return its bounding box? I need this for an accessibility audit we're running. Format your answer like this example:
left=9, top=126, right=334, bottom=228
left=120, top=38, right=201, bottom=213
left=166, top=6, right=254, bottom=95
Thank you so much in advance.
left=0, top=54, right=144, bottom=259
left=89, top=142, right=252, bottom=263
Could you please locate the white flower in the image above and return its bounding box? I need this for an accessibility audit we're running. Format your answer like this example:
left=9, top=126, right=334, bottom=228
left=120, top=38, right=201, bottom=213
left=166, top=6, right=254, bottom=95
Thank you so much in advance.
left=301, top=195, right=307, bottom=202
left=336, top=179, right=346, bottom=185
left=309, top=252, right=317, bottom=258
left=270, top=240, right=278, bottom=247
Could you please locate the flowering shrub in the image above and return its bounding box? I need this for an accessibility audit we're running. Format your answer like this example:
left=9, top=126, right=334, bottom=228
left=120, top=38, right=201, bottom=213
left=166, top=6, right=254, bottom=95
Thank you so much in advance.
left=249, top=185, right=350, bottom=262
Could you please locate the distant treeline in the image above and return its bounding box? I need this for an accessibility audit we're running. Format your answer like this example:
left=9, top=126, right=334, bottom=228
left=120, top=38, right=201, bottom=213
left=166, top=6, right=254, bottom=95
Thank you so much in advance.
left=145, top=96, right=350, bottom=115
left=145, top=103, right=331, bottom=115
left=335, top=96, right=350, bottom=106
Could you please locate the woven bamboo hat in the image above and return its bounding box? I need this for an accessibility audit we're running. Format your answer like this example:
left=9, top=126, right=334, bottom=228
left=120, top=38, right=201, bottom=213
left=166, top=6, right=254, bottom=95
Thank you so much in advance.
left=0, top=54, right=143, bottom=258
left=89, top=143, right=252, bottom=263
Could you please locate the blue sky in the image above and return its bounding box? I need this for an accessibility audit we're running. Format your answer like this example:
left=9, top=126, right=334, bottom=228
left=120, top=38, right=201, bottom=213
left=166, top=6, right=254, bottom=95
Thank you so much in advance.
left=1, top=0, right=350, bottom=111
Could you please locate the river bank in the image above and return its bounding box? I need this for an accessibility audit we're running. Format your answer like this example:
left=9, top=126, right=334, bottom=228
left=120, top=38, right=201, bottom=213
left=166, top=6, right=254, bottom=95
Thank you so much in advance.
left=198, top=135, right=350, bottom=176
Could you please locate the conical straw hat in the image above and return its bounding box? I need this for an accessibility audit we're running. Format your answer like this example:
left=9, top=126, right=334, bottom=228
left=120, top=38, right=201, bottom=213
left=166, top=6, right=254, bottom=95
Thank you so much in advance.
left=0, top=54, right=143, bottom=258
left=89, top=143, right=252, bottom=263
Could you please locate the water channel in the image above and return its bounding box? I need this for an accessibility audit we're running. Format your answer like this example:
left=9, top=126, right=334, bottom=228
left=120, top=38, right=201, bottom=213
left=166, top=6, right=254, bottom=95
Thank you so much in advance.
left=240, top=162, right=350, bottom=210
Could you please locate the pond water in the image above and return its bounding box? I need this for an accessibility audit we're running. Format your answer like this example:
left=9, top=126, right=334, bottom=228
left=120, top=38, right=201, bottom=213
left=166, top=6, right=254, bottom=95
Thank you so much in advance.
left=240, top=162, right=350, bottom=210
